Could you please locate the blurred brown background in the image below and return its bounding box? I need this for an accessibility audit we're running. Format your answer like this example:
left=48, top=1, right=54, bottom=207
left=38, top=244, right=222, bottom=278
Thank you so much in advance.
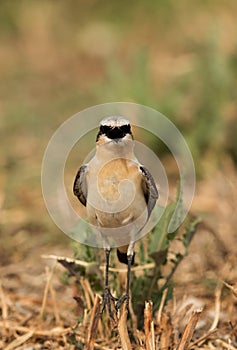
left=1, top=0, right=237, bottom=261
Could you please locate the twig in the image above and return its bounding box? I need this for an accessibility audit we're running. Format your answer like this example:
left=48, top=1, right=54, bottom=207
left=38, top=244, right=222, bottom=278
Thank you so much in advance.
left=151, top=320, right=155, bottom=350
left=144, top=301, right=155, bottom=350
left=82, top=309, right=89, bottom=327
left=85, top=294, right=103, bottom=350
left=0, top=281, right=8, bottom=319
left=223, top=281, right=237, bottom=299
left=176, top=308, right=203, bottom=350
left=39, top=263, right=56, bottom=319
left=118, top=302, right=132, bottom=350
left=159, top=313, right=173, bottom=350
left=0, top=322, right=71, bottom=336
left=0, top=280, right=8, bottom=335
left=41, top=254, right=89, bottom=267
left=84, top=278, right=96, bottom=304
left=129, top=294, right=138, bottom=333
left=4, top=330, right=34, bottom=350
left=82, top=280, right=104, bottom=340
left=215, top=339, right=237, bottom=350
left=49, top=280, right=61, bottom=325
left=41, top=254, right=155, bottom=272
left=189, top=328, right=217, bottom=348
left=157, top=288, right=168, bottom=324
left=209, top=282, right=222, bottom=331
left=80, top=277, right=92, bottom=310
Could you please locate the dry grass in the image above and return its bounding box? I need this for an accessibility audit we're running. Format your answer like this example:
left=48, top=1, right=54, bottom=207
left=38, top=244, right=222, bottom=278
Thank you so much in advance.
left=0, top=259, right=236, bottom=349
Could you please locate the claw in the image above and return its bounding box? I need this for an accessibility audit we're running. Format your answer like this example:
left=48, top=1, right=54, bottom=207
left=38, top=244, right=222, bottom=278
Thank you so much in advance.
left=103, top=287, right=118, bottom=319
left=116, top=293, right=129, bottom=311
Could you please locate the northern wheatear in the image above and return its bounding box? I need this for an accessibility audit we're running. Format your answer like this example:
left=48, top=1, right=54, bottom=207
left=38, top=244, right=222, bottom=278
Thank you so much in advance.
left=73, top=116, right=158, bottom=315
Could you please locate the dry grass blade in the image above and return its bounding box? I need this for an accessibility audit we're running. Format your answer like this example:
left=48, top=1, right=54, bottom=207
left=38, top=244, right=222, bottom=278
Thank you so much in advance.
left=41, top=254, right=155, bottom=272
left=85, top=294, right=103, bottom=350
left=4, top=330, right=34, bottom=350
left=129, top=295, right=138, bottom=332
left=157, top=288, right=168, bottom=324
left=0, top=281, right=8, bottom=319
left=81, top=277, right=92, bottom=310
left=209, top=282, right=222, bottom=331
left=118, top=302, right=132, bottom=350
left=215, top=339, right=237, bottom=350
left=223, top=281, right=237, bottom=299
left=49, top=279, right=61, bottom=325
left=39, top=263, right=56, bottom=320
left=159, top=313, right=173, bottom=350
left=0, top=280, right=8, bottom=335
left=0, top=323, right=71, bottom=336
left=84, top=278, right=96, bottom=304
left=177, top=308, right=203, bottom=350
left=189, top=328, right=217, bottom=348
left=144, top=301, right=155, bottom=350
left=41, top=254, right=89, bottom=268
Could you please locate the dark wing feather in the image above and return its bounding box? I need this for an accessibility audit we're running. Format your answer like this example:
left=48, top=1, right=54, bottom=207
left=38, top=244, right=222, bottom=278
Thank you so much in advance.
left=140, top=166, right=158, bottom=217
left=73, top=165, right=87, bottom=207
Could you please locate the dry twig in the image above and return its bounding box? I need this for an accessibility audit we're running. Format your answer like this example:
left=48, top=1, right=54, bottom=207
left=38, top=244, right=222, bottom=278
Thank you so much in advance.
left=4, top=330, right=34, bottom=350
left=223, top=281, right=237, bottom=299
left=189, top=328, right=217, bottom=348
left=85, top=294, right=103, bottom=350
left=42, top=254, right=155, bottom=272
left=157, top=288, right=168, bottom=324
left=0, top=323, right=71, bottom=336
left=177, top=308, right=203, bottom=350
left=118, top=302, right=132, bottom=350
left=0, top=280, right=9, bottom=335
left=129, top=295, right=138, bottom=333
left=159, top=312, right=173, bottom=350
left=215, top=339, right=237, bottom=350
left=209, top=282, right=222, bottom=331
left=49, top=279, right=61, bottom=325
left=80, top=277, right=92, bottom=310
left=144, top=301, right=155, bottom=350
left=39, top=263, right=56, bottom=320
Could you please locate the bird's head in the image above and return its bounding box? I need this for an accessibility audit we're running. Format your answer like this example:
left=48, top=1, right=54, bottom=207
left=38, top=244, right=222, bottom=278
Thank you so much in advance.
left=96, top=116, right=133, bottom=146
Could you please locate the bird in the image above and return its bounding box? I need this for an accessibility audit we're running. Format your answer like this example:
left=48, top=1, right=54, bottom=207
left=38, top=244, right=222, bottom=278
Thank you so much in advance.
left=73, top=116, right=158, bottom=316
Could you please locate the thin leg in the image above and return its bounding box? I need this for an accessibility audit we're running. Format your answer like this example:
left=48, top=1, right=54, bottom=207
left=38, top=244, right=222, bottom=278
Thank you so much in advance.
left=105, top=248, right=110, bottom=291
left=125, top=253, right=133, bottom=307
left=103, top=248, right=117, bottom=318
left=116, top=252, right=134, bottom=311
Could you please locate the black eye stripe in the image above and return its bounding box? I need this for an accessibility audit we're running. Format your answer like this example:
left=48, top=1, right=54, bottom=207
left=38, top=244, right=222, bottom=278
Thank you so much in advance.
left=100, top=125, right=131, bottom=133
left=96, top=124, right=132, bottom=141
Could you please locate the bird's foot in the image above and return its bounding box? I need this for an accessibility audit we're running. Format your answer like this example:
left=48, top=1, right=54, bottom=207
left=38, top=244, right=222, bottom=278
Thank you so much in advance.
left=116, top=293, right=129, bottom=311
left=103, top=287, right=118, bottom=319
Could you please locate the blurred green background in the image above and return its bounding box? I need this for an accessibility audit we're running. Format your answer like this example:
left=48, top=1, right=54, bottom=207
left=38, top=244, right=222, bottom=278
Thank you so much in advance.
left=1, top=0, right=237, bottom=262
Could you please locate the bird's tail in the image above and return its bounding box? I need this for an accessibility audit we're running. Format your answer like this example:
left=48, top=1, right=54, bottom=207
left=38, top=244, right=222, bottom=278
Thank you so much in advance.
left=117, top=246, right=135, bottom=265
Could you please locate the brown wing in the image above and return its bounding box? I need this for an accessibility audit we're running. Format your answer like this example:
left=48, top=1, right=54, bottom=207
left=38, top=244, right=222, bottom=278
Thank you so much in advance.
left=73, top=165, right=87, bottom=207
left=140, top=165, right=158, bottom=217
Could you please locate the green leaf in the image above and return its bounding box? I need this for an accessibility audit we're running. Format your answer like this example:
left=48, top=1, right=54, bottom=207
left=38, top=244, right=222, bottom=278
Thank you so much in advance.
left=149, top=201, right=176, bottom=255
